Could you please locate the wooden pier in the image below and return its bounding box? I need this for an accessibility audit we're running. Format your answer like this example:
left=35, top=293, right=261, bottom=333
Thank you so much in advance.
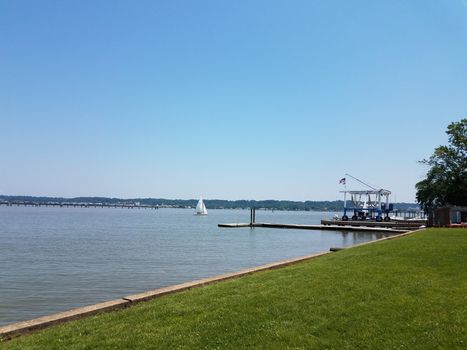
left=218, top=222, right=408, bottom=233
left=218, top=208, right=418, bottom=233
left=320, top=219, right=426, bottom=231
left=0, top=201, right=159, bottom=210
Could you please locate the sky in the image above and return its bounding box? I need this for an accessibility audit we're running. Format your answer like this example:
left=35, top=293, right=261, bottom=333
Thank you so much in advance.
left=1, top=0, right=466, bottom=202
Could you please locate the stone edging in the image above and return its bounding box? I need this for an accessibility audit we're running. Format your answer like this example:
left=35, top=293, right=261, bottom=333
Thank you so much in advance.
left=0, top=228, right=425, bottom=340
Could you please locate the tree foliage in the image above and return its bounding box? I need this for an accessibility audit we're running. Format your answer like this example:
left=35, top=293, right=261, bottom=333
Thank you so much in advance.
left=416, top=118, right=467, bottom=210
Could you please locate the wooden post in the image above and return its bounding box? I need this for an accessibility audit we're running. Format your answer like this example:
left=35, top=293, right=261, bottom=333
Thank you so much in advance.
left=250, top=207, right=256, bottom=226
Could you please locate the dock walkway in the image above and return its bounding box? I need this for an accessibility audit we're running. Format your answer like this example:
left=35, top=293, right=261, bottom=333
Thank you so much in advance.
left=321, top=219, right=426, bottom=230
left=218, top=208, right=425, bottom=233
left=218, top=222, right=409, bottom=234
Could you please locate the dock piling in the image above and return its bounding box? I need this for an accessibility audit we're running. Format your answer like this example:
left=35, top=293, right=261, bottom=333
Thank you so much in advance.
left=250, top=208, right=256, bottom=227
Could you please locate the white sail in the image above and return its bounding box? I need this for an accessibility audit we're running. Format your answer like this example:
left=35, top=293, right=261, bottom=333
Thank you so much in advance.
left=195, top=198, right=208, bottom=215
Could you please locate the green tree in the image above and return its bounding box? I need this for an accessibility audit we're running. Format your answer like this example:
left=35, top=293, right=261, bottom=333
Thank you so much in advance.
left=416, top=118, right=467, bottom=211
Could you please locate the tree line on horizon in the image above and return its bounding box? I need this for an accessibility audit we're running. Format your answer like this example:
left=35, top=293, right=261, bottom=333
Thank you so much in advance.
left=0, top=195, right=419, bottom=212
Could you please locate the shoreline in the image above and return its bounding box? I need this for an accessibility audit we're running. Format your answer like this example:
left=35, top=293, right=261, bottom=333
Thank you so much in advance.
left=0, top=229, right=421, bottom=340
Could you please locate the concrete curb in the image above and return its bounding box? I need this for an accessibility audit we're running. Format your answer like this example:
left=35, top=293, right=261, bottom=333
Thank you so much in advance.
left=0, top=228, right=425, bottom=340
left=0, top=251, right=330, bottom=340
left=0, top=299, right=129, bottom=340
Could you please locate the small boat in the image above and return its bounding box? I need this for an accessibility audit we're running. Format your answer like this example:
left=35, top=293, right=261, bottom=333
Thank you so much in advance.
left=194, top=197, right=208, bottom=215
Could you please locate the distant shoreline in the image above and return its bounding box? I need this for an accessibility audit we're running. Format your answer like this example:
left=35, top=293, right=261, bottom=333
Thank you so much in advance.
left=0, top=195, right=419, bottom=212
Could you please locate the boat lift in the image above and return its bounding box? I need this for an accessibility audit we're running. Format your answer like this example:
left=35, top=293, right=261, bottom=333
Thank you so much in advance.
left=340, top=174, right=393, bottom=222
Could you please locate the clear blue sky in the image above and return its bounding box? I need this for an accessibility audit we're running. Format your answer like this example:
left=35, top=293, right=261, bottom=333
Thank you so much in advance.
left=1, top=1, right=466, bottom=202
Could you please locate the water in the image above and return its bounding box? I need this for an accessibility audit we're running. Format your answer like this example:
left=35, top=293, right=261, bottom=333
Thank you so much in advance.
left=0, top=206, right=395, bottom=326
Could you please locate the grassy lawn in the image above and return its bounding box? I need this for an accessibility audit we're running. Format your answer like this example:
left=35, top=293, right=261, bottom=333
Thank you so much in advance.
left=1, top=228, right=466, bottom=349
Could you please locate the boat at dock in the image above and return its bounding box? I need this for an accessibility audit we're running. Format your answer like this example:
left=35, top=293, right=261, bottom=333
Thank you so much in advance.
left=194, top=198, right=208, bottom=215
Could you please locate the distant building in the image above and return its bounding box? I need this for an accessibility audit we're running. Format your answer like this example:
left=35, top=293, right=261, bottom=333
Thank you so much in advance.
left=430, top=206, right=467, bottom=227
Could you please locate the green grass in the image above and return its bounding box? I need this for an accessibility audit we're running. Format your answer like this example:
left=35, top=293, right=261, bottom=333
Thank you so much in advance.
left=1, top=228, right=466, bottom=349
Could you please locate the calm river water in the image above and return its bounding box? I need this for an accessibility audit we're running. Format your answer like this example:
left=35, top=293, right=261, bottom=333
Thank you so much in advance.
left=0, top=206, right=395, bottom=326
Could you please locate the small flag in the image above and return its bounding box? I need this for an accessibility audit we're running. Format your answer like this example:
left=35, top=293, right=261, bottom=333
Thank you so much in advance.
left=339, top=177, right=346, bottom=185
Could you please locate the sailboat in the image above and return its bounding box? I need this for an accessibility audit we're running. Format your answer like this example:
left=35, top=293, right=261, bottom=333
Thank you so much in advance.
left=194, top=197, right=208, bottom=215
